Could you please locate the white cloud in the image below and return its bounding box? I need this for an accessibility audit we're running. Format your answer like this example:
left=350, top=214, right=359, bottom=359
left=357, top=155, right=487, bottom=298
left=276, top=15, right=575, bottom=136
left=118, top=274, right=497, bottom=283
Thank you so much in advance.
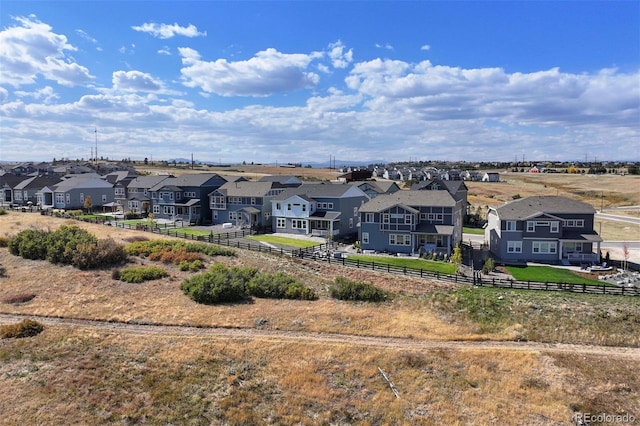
left=0, top=15, right=94, bottom=87
left=0, top=86, right=8, bottom=102
left=132, top=22, right=206, bottom=39
left=158, top=46, right=171, bottom=55
left=420, top=44, right=431, bottom=51
left=327, top=40, right=353, bottom=69
left=179, top=47, right=321, bottom=96
left=375, top=43, right=394, bottom=50
left=75, top=29, right=97, bottom=44
left=14, top=85, right=59, bottom=104
left=112, top=70, right=164, bottom=93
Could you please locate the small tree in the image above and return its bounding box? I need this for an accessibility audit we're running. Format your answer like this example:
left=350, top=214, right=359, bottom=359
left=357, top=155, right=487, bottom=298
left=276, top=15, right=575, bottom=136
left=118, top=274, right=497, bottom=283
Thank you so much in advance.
left=450, top=245, right=463, bottom=271
left=482, top=257, right=495, bottom=274
left=83, top=195, right=93, bottom=214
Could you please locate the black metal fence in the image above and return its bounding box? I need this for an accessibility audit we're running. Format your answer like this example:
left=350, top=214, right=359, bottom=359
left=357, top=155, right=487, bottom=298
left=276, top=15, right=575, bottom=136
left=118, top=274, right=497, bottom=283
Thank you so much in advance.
left=64, top=215, right=640, bottom=297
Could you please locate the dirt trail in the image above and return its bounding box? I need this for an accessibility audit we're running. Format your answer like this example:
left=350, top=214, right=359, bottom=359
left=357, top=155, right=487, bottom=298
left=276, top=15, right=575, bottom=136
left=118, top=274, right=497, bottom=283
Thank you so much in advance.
left=2, top=313, right=639, bottom=360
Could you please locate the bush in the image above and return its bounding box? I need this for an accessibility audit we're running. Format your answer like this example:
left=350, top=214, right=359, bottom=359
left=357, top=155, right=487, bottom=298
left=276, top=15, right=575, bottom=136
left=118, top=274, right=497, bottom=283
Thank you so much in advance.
left=45, top=225, right=97, bottom=265
left=0, top=236, right=10, bottom=247
left=8, top=229, right=50, bottom=260
left=247, top=272, right=317, bottom=300
left=178, top=259, right=205, bottom=272
left=482, top=257, right=496, bottom=274
left=180, top=264, right=256, bottom=304
left=0, top=208, right=6, bottom=215
left=125, top=240, right=236, bottom=259
left=118, top=266, right=168, bottom=283
left=72, top=238, right=127, bottom=269
left=0, top=319, right=44, bottom=338
left=330, top=276, right=390, bottom=302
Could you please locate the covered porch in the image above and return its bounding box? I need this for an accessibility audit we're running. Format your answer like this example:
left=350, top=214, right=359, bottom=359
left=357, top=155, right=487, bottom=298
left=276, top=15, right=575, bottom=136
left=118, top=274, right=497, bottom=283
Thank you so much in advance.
left=413, top=223, right=455, bottom=256
left=560, top=233, right=603, bottom=265
left=309, top=211, right=341, bottom=238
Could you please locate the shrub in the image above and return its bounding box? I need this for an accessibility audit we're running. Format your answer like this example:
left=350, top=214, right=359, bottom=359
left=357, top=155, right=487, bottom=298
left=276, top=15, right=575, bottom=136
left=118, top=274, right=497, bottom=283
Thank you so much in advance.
left=180, top=264, right=256, bottom=304
left=8, top=229, right=50, bottom=260
left=149, top=247, right=203, bottom=264
left=72, top=238, right=127, bottom=269
left=126, top=240, right=236, bottom=259
left=482, top=257, right=496, bottom=274
left=178, top=259, right=205, bottom=272
left=247, top=272, right=317, bottom=300
left=185, top=242, right=236, bottom=257
left=330, top=276, right=390, bottom=302
left=0, top=236, right=10, bottom=247
left=0, top=208, right=6, bottom=215
left=45, top=225, right=97, bottom=265
left=0, top=319, right=44, bottom=339
left=118, top=266, right=168, bottom=283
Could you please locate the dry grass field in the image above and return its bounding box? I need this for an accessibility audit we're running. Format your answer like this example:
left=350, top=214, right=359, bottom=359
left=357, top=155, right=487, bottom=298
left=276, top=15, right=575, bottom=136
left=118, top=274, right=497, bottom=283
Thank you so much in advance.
left=1, top=211, right=639, bottom=425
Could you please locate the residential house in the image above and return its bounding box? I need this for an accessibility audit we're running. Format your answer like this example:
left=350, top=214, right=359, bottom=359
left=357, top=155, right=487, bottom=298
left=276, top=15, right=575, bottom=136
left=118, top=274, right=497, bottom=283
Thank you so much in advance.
left=410, top=178, right=468, bottom=208
left=358, top=190, right=464, bottom=256
left=13, top=175, right=62, bottom=207
left=9, top=163, right=38, bottom=176
left=271, top=182, right=370, bottom=239
left=209, top=181, right=287, bottom=229
left=104, top=171, right=137, bottom=213
left=337, top=169, right=373, bottom=182
left=258, top=175, right=302, bottom=188
left=40, top=175, right=115, bottom=210
left=485, top=196, right=602, bottom=265
left=349, top=180, right=401, bottom=199
left=482, top=172, right=500, bottom=182
left=125, top=175, right=171, bottom=215
left=149, top=173, right=228, bottom=224
left=0, top=173, right=27, bottom=206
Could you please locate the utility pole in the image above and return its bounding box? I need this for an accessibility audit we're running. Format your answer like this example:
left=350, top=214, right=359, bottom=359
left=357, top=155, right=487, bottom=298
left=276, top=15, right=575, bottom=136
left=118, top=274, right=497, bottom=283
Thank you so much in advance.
left=94, top=127, right=98, bottom=165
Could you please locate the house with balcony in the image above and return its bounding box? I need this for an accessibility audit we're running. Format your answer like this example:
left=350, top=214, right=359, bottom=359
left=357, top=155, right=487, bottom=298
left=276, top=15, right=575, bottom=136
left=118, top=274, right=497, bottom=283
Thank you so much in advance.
left=209, top=181, right=287, bottom=229
left=410, top=178, right=468, bottom=215
left=349, top=180, right=401, bottom=199
left=271, top=182, right=370, bottom=240
left=485, top=196, right=602, bottom=265
left=358, top=190, right=464, bottom=256
left=149, top=173, right=228, bottom=224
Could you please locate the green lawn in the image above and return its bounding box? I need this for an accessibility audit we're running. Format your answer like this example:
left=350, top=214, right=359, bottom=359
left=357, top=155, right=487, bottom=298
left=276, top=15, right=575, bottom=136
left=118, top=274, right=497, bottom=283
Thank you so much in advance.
left=347, top=254, right=457, bottom=274
left=506, top=265, right=604, bottom=285
left=463, top=226, right=485, bottom=235
left=247, top=235, right=322, bottom=249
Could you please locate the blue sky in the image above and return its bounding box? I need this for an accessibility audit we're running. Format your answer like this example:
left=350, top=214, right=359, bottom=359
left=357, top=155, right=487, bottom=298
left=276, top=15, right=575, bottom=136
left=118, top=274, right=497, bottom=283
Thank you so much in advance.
left=1, top=1, right=638, bottom=164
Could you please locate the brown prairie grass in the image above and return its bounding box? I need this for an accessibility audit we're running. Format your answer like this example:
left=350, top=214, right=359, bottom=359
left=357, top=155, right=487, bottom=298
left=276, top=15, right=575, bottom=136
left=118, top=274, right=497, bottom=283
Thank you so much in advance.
left=2, top=327, right=633, bottom=425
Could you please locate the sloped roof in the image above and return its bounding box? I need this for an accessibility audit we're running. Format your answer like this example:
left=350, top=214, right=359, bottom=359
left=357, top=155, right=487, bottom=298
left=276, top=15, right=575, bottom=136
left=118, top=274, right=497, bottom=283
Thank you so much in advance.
left=494, top=196, right=596, bottom=220
left=359, top=190, right=456, bottom=213
left=271, top=182, right=366, bottom=201
left=14, top=175, right=62, bottom=190
left=216, top=181, right=275, bottom=197
left=53, top=176, right=113, bottom=191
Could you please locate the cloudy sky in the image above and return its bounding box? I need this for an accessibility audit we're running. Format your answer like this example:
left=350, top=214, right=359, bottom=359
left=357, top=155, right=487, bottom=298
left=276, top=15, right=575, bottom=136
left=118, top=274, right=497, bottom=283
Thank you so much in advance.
left=0, top=1, right=638, bottom=164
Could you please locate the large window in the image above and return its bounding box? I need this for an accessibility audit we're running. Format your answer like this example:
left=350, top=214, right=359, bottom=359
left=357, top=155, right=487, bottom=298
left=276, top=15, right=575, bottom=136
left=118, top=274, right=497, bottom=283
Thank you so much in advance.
left=532, top=241, right=557, bottom=254
left=506, top=221, right=517, bottom=231
left=228, top=211, right=239, bottom=220
left=507, top=241, right=522, bottom=253
left=389, top=234, right=411, bottom=246
left=563, top=219, right=585, bottom=228
left=364, top=213, right=374, bottom=223
left=277, top=218, right=286, bottom=228
left=362, top=232, right=369, bottom=244
left=291, top=219, right=306, bottom=230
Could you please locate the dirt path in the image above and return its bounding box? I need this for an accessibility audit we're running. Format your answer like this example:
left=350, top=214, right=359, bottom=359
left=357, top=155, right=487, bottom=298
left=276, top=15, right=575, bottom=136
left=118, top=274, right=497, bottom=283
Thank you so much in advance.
left=2, top=313, right=639, bottom=360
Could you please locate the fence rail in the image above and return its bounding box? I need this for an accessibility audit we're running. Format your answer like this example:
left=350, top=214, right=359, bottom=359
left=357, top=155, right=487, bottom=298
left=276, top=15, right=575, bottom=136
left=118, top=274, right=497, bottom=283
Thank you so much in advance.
left=67, top=215, right=640, bottom=297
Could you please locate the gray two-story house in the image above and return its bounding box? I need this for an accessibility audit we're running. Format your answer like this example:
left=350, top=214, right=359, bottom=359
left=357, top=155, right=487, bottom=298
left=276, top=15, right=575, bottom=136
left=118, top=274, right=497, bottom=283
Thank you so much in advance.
left=358, top=190, right=464, bottom=256
left=485, top=196, right=602, bottom=265
left=13, top=175, right=62, bottom=207
left=149, top=173, right=228, bottom=224
left=209, top=181, right=287, bottom=229
left=271, top=182, right=370, bottom=240
left=40, top=174, right=115, bottom=210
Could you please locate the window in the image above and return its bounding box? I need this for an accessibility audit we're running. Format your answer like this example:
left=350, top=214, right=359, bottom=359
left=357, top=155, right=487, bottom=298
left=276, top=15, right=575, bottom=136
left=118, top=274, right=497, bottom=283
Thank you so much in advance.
left=550, top=222, right=559, bottom=233
left=353, top=207, right=358, bottom=217
left=176, top=192, right=181, bottom=200
left=228, top=211, right=238, bottom=220
left=302, top=204, right=306, bottom=212
left=389, top=234, right=411, bottom=246
left=382, top=213, right=390, bottom=223
left=327, top=203, right=333, bottom=209
left=420, top=213, right=427, bottom=220
left=251, top=197, right=256, bottom=205
left=427, top=213, right=443, bottom=221
left=66, top=194, right=70, bottom=204
left=287, top=204, right=291, bottom=210
left=80, top=193, right=84, bottom=202
left=349, top=218, right=353, bottom=228
left=405, top=215, right=413, bottom=225
left=153, top=205, right=160, bottom=214
left=563, top=219, right=584, bottom=228
left=507, top=241, right=522, bottom=253
left=527, top=221, right=535, bottom=232
left=362, top=232, right=369, bottom=244
left=291, top=219, right=306, bottom=230
left=276, top=203, right=281, bottom=210
left=365, top=213, right=374, bottom=223
left=264, top=212, right=271, bottom=220
left=532, top=241, right=557, bottom=254
left=102, top=194, right=107, bottom=203
left=277, top=218, right=286, bottom=228
left=506, top=221, right=516, bottom=231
